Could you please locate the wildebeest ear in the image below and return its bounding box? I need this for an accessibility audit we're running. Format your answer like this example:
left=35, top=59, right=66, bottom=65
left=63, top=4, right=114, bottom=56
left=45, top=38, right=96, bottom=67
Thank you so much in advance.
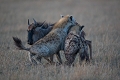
left=61, top=15, right=64, bottom=18
left=33, top=18, right=37, bottom=25
left=28, top=19, right=30, bottom=25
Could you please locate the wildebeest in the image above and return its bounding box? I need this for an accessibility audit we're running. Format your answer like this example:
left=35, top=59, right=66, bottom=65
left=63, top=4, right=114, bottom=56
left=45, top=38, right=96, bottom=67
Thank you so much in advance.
left=13, top=15, right=77, bottom=65
left=27, top=19, right=55, bottom=45
left=64, top=23, right=92, bottom=66
left=27, top=19, right=55, bottom=63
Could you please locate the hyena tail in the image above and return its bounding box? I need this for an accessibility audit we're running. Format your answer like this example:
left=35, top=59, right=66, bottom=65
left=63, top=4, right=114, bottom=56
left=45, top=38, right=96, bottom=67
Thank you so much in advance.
left=13, top=37, right=30, bottom=51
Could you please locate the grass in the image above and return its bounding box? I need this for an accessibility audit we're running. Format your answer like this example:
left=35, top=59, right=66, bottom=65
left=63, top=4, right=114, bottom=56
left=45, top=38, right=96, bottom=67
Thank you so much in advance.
left=0, top=0, right=120, bottom=80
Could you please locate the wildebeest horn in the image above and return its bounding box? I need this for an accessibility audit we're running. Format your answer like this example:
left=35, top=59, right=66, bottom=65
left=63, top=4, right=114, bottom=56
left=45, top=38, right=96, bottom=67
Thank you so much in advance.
left=33, top=18, right=37, bottom=25
left=40, top=21, right=46, bottom=28
left=28, top=19, right=30, bottom=25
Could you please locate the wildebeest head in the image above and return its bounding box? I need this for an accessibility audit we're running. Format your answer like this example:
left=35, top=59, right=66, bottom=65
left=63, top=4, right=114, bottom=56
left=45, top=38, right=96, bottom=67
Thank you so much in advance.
left=27, top=19, right=46, bottom=45
left=27, top=19, right=55, bottom=45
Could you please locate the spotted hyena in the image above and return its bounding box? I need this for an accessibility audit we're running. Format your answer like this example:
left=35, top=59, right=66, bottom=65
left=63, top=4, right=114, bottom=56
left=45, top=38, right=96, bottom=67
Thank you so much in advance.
left=64, top=23, right=92, bottom=66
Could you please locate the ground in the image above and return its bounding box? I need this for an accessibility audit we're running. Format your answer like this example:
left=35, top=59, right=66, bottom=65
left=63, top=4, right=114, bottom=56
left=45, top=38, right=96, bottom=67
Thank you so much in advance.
left=0, top=0, right=120, bottom=80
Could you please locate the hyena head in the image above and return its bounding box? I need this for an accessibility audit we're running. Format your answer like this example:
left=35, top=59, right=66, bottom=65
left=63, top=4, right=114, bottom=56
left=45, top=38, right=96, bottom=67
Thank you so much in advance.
left=53, top=15, right=77, bottom=33
left=27, top=19, right=46, bottom=45
left=69, top=23, right=84, bottom=34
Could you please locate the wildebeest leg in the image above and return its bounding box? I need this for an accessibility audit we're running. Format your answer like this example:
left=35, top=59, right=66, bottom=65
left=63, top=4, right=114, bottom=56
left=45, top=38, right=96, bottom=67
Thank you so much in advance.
left=56, top=52, right=62, bottom=64
left=86, top=40, right=92, bottom=59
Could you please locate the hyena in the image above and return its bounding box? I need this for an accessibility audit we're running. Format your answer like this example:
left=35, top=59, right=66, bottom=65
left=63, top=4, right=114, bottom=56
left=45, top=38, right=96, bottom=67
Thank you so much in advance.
left=64, top=23, right=92, bottom=66
left=13, top=15, right=77, bottom=65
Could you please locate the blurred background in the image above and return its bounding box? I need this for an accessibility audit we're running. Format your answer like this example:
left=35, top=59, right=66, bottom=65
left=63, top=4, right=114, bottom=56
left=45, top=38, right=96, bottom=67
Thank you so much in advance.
left=0, top=0, right=120, bottom=80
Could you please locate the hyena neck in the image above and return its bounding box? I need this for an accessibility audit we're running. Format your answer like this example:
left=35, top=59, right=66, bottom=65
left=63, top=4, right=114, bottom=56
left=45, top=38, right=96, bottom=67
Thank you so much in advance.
left=70, top=25, right=80, bottom=34
left=53, top=23, right=73, bottom=37
left=63, top=23, right=72, bottom=34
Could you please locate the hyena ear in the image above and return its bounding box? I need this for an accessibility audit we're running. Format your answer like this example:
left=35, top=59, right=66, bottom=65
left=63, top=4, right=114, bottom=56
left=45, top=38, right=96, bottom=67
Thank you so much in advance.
left=60, top=15, right=64, bottom=18
left=79, top=25, right=84, bottom=31
left=69, top=15, right=73, bottom=21
left=70, top=15, right=76, bottom=22
left=81, top=25, right=84, bottom=30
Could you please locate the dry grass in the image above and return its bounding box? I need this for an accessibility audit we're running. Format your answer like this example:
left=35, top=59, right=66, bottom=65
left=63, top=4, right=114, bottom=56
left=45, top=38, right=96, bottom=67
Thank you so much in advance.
left=0, top=0, right=120, bottom=80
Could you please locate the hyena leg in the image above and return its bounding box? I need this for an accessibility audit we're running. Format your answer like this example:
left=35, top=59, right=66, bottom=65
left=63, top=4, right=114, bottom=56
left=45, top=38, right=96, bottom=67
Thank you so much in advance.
left=79, top=54, right=82, bottom=65
left=44, top=57, right=54, bottom=64
left=32, top=55, right=41, bottom=65
left=84, top=48, right=90, bottom=62
left=49, top=55, right=55, bottom=65
left=28, top=52, right=42, bottom=64
left=28, top=52, right=32, bottom=62
left=36, top=56, right=42, bottom=62
left=79, top=48, right=86, bottom=65
left=50, top=55, right=54, bottom=62
left=86, top=40, right=92, bottom=59
left=85, top=52, right=90, bottom=62
left=56, top=52, right=62, bottom=64
left=65, top=52, right=78, bottom=66
left=28, top=52, right=36, bottom=64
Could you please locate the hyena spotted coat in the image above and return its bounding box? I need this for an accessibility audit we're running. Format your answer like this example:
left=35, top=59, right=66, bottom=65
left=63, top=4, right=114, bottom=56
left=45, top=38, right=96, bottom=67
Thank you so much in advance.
left=64, top=23, right=92, bottom=66
left=13, top=15, right=77, bottom=65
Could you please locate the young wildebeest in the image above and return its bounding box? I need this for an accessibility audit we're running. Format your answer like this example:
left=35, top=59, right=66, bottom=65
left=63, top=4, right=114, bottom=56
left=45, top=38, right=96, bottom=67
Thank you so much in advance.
left=13, top=15, right=77, bottom=65
left=64, top=23, right=92, bottom=66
